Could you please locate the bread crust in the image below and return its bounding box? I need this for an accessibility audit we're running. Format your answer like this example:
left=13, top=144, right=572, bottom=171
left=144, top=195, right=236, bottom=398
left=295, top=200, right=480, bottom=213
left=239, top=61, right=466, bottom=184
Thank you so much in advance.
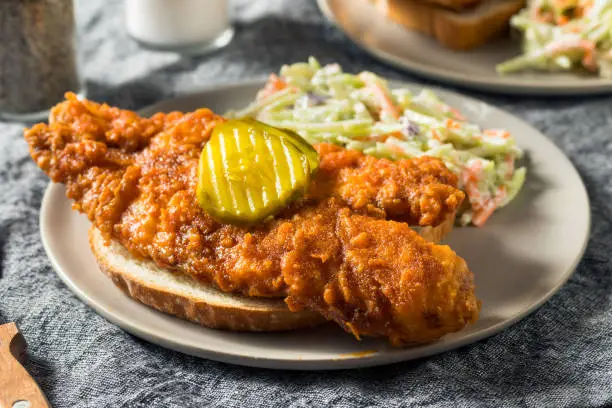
left=89, top=228, right=326, bottom=332
left=414, top=212, right=456, bottom=243
left=381, top=0, right=526, bottom=50
left=415, top=0, right=482, bottom=11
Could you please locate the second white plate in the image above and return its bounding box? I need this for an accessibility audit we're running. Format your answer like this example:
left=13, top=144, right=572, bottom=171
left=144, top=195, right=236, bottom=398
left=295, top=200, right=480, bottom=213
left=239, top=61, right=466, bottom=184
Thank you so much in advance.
left=40, top=81, right=590, bottom=370
left=318, top=0, right=612, bottom=95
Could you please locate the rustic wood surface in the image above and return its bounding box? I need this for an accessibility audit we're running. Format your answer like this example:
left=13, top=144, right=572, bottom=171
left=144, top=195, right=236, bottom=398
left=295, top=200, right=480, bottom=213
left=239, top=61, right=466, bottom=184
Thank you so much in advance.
left=0, top=323, right=50, bottom=408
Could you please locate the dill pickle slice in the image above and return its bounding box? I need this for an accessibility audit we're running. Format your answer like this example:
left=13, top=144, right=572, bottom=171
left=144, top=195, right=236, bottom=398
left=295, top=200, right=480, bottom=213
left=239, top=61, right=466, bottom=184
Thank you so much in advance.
left=197, top=119, right=319, bottom=225
left=241, top=118, right=319, bottom=173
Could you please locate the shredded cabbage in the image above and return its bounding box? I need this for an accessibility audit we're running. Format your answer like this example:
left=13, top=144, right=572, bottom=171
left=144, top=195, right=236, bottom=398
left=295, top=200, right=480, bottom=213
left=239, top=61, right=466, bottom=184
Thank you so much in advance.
left=227, top=58, right=526, bottom=226
left=497, top=0, right=612, bottom=77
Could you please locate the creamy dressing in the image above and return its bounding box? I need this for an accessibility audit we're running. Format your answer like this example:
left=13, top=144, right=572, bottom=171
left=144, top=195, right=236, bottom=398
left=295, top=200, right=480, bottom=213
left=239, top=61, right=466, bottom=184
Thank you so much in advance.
left=228, top=58, right=527, bottom=226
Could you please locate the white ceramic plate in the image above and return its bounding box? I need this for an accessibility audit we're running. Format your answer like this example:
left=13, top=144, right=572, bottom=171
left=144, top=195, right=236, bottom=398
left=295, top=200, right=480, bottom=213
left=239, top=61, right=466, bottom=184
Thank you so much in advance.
left=40, top=81, right=590, bottom=370
left=317, top=0, right=612, bottom=95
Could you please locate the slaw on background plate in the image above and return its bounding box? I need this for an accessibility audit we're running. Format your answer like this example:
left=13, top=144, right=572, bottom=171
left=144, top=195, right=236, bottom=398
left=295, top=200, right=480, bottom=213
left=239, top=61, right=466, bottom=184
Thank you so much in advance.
left=317, top=0, right=612, bottom=95
left=499, top=0, right=612, bottom=77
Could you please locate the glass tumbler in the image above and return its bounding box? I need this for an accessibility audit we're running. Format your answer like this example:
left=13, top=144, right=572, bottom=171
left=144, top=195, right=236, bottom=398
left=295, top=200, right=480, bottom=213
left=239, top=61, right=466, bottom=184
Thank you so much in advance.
left=125, top=0, right=234, bottom=56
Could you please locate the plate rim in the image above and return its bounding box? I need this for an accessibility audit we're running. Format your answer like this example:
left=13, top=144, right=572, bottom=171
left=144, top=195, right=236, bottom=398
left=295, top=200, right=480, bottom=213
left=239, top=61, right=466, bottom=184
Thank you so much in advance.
left=316, top=0, right=612, bottom=95
left=39, top=81, right=591, bottom=370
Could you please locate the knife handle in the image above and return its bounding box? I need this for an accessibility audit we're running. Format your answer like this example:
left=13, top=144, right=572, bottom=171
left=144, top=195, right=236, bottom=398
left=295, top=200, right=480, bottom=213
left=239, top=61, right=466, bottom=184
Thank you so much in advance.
left=0, top=323, right=50, bottom=408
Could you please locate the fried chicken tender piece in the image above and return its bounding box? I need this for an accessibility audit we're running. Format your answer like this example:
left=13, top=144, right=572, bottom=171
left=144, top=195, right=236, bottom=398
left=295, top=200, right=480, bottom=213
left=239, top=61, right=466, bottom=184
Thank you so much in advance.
left=311, top=144, right=464, bottom=226
left=25, top=94, right=479, bottom=345
left=282, top=200, right=478, bottom=346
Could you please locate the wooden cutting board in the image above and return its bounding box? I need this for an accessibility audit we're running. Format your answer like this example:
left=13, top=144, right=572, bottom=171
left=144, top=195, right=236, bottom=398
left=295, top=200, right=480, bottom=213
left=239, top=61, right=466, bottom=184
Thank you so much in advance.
left=0, top=323, right=50, bottom=408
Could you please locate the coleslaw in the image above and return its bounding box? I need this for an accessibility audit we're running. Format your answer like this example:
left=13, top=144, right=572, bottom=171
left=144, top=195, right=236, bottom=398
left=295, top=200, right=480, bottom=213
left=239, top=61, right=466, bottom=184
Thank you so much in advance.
left=497, top=0, right=612, bottom=77
left=228, top=58, right=526, bottom=226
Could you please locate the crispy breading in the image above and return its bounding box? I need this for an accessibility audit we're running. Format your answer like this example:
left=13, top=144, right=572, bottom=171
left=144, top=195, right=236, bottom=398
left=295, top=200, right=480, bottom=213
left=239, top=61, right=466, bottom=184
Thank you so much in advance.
left=283, top=201, right=478, bottom=346
left=25, top=94, right=479, bottom=345
left=311, top=143, right=464, bottom=226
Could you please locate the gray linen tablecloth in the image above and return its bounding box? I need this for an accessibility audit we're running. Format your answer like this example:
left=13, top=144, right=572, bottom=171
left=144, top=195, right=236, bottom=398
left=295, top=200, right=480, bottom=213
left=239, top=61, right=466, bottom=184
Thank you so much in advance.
left=1, top=0, right=611, bottom=406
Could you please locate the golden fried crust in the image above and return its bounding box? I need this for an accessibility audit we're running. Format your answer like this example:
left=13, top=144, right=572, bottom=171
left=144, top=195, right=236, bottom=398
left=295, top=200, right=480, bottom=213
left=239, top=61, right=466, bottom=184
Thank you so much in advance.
left=25, top=95, right=479, bottom=345
left=25, top=96, right=464, bottom=296
left=312, top=144, right=464, bottom=226
left=282, top=199, right=479, bottom=346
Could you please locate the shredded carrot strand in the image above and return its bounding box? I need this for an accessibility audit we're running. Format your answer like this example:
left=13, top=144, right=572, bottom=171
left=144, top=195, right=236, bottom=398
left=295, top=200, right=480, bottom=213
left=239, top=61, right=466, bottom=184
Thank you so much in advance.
left=472, top=186, right=507, bottom=227
left=495, top=185, right=508, bottom=206
left=370, top=83, right=400, bottom=119
left=581, top=41, right=597, bottom=71
left=359, top=74, right=400, bottom=120
left=461, top=161, right=504, bottom=226
left=484, top=129, right=511, bottom=139
left=448, top=107, right=466, bottom=121
left=557, top=15, right=570, bottom=26
left=388, top=144, right=406, bottom=156
left=445, top=118, right=461, bottom=129
left=256, top=74, right=288, bottom=101
left=472, top=200, right=496, bottom=227
left=362, top=131, right=403, bottom=143
left=461, top=161, right=483, bottom=201
left=504, top=155, right=515, bottom=179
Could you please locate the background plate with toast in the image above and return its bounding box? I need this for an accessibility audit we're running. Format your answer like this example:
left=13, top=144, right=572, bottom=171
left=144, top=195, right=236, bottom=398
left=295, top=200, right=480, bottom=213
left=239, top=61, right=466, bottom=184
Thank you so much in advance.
left=39, top=81, right=589, bottom=370
left=318, top=0, right=612, bottom=95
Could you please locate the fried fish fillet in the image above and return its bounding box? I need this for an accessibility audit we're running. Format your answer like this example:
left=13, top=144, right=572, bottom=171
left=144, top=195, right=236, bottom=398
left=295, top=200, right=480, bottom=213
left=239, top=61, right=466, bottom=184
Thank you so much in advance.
left=25, top=94, right=479, bottom=345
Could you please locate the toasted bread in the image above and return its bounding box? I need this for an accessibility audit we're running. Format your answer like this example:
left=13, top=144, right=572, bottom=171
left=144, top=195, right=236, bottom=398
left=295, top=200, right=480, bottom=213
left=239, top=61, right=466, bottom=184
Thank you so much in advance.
left=416, top=0, right=482, bottom=11
left=89, top=227, right=326, bottom=331
left=377, top=0, right=526, bottom=50
left=412, top=212, right=456, bottom=243
left=89, top=214, right=456, bottom=332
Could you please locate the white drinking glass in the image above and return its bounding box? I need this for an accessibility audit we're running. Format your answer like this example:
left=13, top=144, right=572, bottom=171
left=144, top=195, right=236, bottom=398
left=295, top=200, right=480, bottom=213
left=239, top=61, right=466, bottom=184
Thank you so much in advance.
left=125, top=0, right=234, bottom=55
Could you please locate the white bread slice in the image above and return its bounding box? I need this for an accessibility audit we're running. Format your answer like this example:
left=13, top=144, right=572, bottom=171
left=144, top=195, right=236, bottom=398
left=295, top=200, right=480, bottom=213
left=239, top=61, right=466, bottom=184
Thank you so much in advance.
left=413, top=212, right=455, bottom=243
left=89, top=227, right=325, bottom=331
left=88, top=214, right=456, bottom=332
left=377, top=0, right=526, bottom=50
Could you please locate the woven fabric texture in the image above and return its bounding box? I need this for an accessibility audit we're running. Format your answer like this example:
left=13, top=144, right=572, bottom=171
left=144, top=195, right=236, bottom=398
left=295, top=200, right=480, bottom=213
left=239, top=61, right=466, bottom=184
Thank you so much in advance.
left=1, top=0, right=611, bottom=406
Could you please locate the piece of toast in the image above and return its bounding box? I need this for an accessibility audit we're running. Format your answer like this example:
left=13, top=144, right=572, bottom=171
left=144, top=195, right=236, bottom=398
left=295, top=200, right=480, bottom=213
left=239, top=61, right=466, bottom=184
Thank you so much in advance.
left=377, top=0, right=526, bottom=50
left=89, top=227, right=326, bottom=332
left=412, top=212, right=456, bottom=243
left=89, top=214, right=456, bottom=332
left=416, top=0, right=482, bottom=11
